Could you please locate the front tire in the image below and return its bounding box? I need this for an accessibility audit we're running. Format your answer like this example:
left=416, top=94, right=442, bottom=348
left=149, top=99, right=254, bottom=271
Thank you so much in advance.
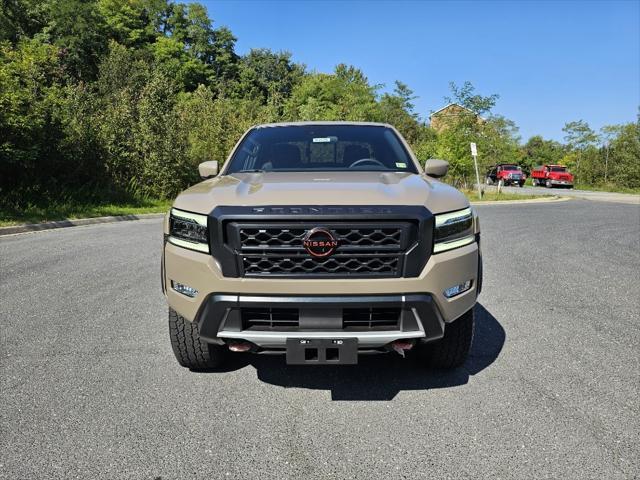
left=421, top=308, right=474, bottom=369
left=546, top=179, right=552, bottom=188
left=169, top=308, right=226, bottom=370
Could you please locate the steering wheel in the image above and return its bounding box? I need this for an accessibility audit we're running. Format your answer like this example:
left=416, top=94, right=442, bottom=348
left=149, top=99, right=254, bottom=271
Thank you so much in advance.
left=348, top=158, right=386, bottom=169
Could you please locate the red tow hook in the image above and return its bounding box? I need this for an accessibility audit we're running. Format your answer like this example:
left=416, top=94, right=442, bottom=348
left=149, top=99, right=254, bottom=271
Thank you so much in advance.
left=228, top=342, right=252, bottom=352
left=391, top=340, right=415, bottom=358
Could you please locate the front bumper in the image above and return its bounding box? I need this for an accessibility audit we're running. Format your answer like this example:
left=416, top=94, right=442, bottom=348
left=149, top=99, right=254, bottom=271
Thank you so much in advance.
left=194, top=293, right=445, bottom=348
left=549, top=179, right=573, bottom=186
left=164, top=237, right=479, bottom=333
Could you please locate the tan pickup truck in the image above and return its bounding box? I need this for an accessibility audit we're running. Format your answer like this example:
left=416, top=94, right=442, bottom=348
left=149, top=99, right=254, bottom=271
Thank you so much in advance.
left=162, top=122, right=482, bottom=369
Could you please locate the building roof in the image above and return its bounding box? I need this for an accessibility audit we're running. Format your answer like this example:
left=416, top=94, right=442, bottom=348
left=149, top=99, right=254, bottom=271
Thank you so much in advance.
left=429, top=103, right=478, bottom=118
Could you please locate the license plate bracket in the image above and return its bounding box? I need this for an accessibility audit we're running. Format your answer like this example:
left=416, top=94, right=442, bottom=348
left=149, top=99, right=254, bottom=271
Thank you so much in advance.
left=286, top=338, right=358, bottom=365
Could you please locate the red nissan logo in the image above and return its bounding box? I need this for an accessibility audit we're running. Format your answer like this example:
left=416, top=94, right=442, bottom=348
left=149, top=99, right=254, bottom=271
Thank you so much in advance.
left=302, top=228, right=339, bottom=257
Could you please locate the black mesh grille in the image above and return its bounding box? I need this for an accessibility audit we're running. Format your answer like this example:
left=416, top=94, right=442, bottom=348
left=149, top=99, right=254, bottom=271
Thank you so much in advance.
left=241, top=308, right=299, bottom=329
left=238, top=227, right=403, bottom=250
left=240, top=306, right=401, bottom=331
left=229, top=221, right=412, bottom=278
left=343, top=308, right=401, bottom=329
left=242, top=254, right=399, bottom=276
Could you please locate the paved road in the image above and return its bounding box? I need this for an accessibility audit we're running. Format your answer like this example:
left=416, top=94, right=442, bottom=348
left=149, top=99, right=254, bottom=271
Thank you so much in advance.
left=1, top=200, right=639, bottom=479
left=482, top=184, right=640, bottom=204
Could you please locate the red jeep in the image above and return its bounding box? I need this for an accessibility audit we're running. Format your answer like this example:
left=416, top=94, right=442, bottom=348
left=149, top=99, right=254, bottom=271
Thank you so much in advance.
left=485, top=164, right=526, bottom=187
left=531, top=165, right=574, bottom=188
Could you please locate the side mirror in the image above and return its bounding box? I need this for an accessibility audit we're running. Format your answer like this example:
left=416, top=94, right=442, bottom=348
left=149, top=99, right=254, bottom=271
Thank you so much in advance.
left=198, top=161, right=219, bottom=179
left=424, top=159, right=449, bottom=178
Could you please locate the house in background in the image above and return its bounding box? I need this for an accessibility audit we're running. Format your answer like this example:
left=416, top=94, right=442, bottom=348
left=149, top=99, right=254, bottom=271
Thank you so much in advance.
left=429, top=103, right=484, bottom=133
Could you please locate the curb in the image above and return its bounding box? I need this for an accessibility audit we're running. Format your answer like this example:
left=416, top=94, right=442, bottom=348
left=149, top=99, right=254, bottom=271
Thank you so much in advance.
left=0, top=212, right=165, bottom=237
left=470, top=196, right=570, bottom=206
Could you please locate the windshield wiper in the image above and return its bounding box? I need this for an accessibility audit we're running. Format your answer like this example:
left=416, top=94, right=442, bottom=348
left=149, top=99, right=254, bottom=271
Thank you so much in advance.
left=236, top=169, right=266, bottom=173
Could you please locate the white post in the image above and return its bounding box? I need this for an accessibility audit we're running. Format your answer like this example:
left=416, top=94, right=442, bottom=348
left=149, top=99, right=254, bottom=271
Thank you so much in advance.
left=470, top=143, right=481, bottom=199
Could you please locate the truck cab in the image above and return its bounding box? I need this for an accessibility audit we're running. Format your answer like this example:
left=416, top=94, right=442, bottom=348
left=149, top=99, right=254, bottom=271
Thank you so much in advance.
left=486, top=164, right=526, bottom=187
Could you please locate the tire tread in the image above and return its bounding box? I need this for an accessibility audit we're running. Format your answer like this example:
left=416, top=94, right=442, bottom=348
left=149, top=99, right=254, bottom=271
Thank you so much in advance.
left=169, top=308, right=224, bottom=369
left=425, top=308, right=474, bottom=369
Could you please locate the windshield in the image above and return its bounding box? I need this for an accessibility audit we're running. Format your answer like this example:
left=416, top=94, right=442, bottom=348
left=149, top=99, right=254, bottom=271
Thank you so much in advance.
left=502, top=165, right=520, bottom=171
left=550, top=166, right=567, bottom=172
left=225, top=125, right=418, bottom=174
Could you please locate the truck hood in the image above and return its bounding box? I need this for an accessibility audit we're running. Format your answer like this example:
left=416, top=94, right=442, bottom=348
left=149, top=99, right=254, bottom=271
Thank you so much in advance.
left=172, top=171, right=468, bottom=215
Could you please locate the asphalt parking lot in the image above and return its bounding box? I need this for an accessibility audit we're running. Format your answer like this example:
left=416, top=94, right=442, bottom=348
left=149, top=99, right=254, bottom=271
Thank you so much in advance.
left=1, top=199, right=638, bottom=479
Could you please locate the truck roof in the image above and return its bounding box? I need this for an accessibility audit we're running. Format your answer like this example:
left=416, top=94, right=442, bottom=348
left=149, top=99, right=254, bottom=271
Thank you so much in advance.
left=253, top=121, right=394, bottom=129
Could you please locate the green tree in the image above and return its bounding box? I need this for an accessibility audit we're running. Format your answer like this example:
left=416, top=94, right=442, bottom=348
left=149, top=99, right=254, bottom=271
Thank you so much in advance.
left=430, top=113, right=519, bottom=186
left=176, top=85, right=276, bottom=168
left=444, top=81, right=499, bottom=115
left=284, top=64, right=380, bottom=121
left=599, top=125, right=624, bottom=184
left=519, top=135, right=565, bottom=172
left=136, top=71, right=191, bottom=197
left=48, top=0, right=108, bottom=80
left=607, top=121, right=640, bottom=188
left=237, top=48, right=304, bottom=104
left=0, top=0, right=50, bottom=43
left=93, top=42, right=150, bottom=189
left=379, top=81, right=422, bottom=144
left=0, top=38, right=66, bottom=202
left=97, top=0, right=162, bottom=48
left=209, top=26, right=239, bottom=93
left=150, top=35, right=208, bottom=90
left=563, top=120, right=599, bottom=184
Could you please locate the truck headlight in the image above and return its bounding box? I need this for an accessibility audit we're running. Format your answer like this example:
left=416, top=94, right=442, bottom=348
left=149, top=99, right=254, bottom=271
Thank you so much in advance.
left=169, top=208, right=209, bottom=253
left=433, top=207, right=475, bottom=253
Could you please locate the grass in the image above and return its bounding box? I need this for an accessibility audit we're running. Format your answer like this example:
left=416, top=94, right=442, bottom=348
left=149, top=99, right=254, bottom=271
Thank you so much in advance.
left=573, top=183, right=640, bottom=194
left=522, top=179, right=639, bottom=194
left=461, top=188, right=552, bottom=202
left=0, top=197, right=172, bottom=227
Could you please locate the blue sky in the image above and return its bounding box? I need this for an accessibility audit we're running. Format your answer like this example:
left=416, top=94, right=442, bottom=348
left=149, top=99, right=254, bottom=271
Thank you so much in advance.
left=202, top=0, right=639, bottom=142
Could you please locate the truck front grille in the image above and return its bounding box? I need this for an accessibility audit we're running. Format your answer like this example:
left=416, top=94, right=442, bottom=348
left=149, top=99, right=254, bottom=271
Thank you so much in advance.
left=229, top=222, right=412, bottom=278
left=209, top=206, right=433, bottom=279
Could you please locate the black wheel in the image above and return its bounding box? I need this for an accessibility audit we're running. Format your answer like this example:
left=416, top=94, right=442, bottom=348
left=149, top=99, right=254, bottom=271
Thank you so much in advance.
left=519, top=182, right=524, bottom=188
left=169, top=308, right=226, bottom=370
left=420, top=308, right=474, bottom=369
left=546, top=179, right=552, bottom=188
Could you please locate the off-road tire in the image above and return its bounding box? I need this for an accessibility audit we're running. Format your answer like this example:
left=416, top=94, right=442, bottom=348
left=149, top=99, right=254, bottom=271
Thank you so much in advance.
left=169, top=308, right=225, bottom=370
left=422, top=308, right=474, bottom=369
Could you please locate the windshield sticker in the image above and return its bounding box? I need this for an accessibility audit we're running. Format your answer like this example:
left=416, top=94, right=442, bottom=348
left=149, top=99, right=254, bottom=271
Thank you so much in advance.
left=312, top=137, right=336, bottom=143
left=395, top=162, right=407, bottom=168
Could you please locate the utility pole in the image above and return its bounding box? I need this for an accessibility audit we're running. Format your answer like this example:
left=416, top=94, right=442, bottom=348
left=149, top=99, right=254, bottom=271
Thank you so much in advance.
left=470, top=142, right=482, bottom=199
left=605, top=143, right=609, bottom=184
